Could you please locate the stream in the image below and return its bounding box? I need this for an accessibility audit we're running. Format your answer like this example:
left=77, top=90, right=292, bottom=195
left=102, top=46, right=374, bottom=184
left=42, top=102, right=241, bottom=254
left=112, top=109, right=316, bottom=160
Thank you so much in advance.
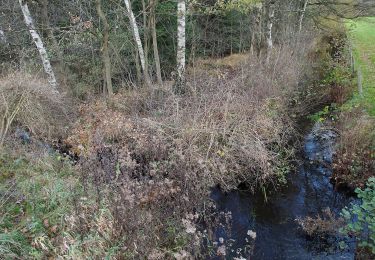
left=211, top=123, right=357, bottom=259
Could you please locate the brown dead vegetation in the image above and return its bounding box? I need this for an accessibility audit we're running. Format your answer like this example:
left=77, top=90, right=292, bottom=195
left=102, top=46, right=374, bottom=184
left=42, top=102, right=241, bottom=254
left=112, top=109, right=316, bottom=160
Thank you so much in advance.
left=1, top=32, right=330, bottom=258
left=332, top=108, right=375, bottom=190
left=61, top=39, right=323, bottom=257
left=0, top=72, right=68, bottom=147
left=296, top=208, right=345, bottom=237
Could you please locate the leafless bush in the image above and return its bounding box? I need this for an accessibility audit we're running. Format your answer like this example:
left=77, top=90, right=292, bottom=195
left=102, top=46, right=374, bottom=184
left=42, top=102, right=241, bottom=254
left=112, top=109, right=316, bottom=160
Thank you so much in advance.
left=143, top=42, right=312, bottom=191
left=64, top=36, right=320, bottom=257
left=0, top=72, right=67, bottom=147
left=332, top=108, right=375, bottom=189
left=65, top=103, right=206, bottom=258
left=296, top=208, right=344, bottom=237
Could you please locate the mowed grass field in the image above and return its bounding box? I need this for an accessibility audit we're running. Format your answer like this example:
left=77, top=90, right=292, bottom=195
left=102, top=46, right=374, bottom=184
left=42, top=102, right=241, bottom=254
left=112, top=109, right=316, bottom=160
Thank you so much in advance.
left=347, top=17, right=375, bottom=116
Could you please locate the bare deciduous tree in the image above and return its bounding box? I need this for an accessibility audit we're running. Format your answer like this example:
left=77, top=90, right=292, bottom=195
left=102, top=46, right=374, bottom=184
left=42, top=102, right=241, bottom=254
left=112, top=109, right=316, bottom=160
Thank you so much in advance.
left=299, top=0, right=309, bottom=33
left=150, top=0, right=162, bottom=85
left=0, top=28, right=6, bottom=44
left=265, top=0, right=275, bottom=64
left=142, top=0, right=150, bottom=81
left=96, top=0, right=113, bottom=96
left=175, top=0, right=186, bottom=93
left=124, top=0, right=151, bottom=86
left=19, top=0, right=58, bottom=91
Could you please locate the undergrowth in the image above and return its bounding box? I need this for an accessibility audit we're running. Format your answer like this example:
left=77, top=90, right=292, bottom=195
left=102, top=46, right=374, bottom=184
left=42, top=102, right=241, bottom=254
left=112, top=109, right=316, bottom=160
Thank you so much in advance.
left=0, top=31, right=337, bottom=258
left=0, top=72, right=68, bottom=148
left=64, top=41, right=314, bottom=258
left=312, top=19, right=375, bottom=259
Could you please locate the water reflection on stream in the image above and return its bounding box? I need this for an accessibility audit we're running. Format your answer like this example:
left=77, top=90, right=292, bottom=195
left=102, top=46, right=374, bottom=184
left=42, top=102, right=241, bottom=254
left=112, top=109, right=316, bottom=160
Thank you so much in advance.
left=211, top=124, right=357, bottom=259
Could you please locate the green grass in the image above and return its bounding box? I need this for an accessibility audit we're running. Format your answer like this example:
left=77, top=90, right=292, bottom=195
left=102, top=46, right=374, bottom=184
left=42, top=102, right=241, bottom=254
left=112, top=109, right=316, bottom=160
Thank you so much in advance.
left=346, top=17, right=375, bottom=116
left=0, top=152, right=80, bottom=258
left=0, top=151, right=130, bottom=258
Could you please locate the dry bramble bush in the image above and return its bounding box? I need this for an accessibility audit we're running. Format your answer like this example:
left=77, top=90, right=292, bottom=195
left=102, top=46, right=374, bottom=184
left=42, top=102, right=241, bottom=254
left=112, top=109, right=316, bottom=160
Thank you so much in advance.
left=296, top=208, right=345, bottom=237
left=66, top=101, right=205, bottom=258
left=63, top=40, right=320, bottom=257
left=332, top=108, right=375, bottom=190
left=0, top=72, right=67, bottom=147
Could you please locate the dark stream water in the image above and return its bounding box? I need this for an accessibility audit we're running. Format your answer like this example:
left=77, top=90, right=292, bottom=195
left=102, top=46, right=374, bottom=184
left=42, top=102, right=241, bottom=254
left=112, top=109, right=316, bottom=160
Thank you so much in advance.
left=211, top=123, right=357, bottom=259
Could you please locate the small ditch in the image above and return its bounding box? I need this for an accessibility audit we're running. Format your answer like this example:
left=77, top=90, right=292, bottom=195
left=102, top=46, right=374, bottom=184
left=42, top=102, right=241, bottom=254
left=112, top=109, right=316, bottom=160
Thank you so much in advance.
left=210, top=122, right=357, bottom=259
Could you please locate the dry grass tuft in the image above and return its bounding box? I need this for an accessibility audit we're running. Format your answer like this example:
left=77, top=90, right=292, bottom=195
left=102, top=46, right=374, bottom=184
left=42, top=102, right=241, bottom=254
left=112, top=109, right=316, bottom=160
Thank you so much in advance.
left=296, top=208, right=345, bottom=237
left=0, top=72, right=68, bottom=147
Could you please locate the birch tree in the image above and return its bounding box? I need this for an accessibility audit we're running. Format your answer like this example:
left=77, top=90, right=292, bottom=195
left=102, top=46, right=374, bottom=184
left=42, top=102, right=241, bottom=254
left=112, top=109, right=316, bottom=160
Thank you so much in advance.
left=0, top=29, right=6, bottom=44
left=298, top=0, right=309, bottom=33
left=123, top=0, right=151, bottom=86
left=18, top=0, right=58, bottom=91
left=96, top=0, right=113, bottom=96
left=253, top=4, right=263, bottom=57
left=265, top=0, right=275, bottom=64
left=175, top=0, right=186, bottom=93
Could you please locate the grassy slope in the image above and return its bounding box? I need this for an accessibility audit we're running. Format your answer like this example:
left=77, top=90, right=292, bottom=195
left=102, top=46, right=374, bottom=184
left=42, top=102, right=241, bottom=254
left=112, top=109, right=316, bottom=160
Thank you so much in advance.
left=347, top=17, right=375, bottom=115
left=339, top=18, right=375, bottom=257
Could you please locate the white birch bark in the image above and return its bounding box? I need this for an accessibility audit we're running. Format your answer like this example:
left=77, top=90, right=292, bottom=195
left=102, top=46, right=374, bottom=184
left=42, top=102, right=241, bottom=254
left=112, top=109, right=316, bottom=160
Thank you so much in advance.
left=123, top=0, right=151, bottom=86
left=176, top=0, right=186, bottom=91
left=266, top=1, right=275, bottom=64
left=0, top=29, right=6, bottom=44
left=298, top=0, right=309, bottom=34
left=19, top=0, right=58, bottom=91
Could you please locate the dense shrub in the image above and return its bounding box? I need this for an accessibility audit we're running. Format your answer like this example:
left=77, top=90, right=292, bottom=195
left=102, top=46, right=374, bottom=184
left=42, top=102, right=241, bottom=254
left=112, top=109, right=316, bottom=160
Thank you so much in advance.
left=1, top=33, right=322, bottom=258
left=63, top=43, right=314, bottom=257
left=68, top=44, right=310, bottom=193
left=0, top=72, right=68, bottom=147
left=332, top=109, right=375, bottom=189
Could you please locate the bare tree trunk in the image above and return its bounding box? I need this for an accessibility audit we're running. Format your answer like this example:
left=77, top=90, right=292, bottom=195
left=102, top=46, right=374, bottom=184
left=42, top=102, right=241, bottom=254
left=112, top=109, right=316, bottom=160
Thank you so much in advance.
left=358, top=68, right=363, bottom=97
left=265, top=1, right=275, bottom=64
left=298, top=0, right=309, bottom=33
left=250, top=30, right=255, bottom=55
left=150, top=0, right=162, bottom=85
left=19, top=0, right=58, bottom=91
left=96, top=0, right=113, bottom=96
left=135, top=49, right=142, bottom=85
left=188, top=15, right=196, bottom=68
left=123, top=0, right=151, bottom=86
left=239, top=16, right=243, bottom=53
left=255, top=5, right=263, bottom=58
left=142, top=0, right=150, bottom=81
left=175, top=0, right=186, bottom=94
left=0, top=28, right=6, bottom=44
